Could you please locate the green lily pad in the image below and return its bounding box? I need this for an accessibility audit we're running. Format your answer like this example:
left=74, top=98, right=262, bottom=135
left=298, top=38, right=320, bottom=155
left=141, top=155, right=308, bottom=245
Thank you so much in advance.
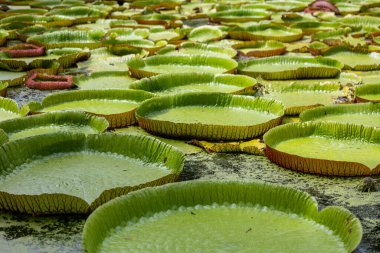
left=0, top=132, right=184, bottom=214
left=0, top=111, right=109, bottom=142
left=232, top=40, right=286, bottom=57
left=27, top=30, right=105, bottom=49
left=264, top=83, right=343, bottom=115
left=129, top=73, right=256, bottom=95
left=83, top=181, right=362, bottom=253
left=28, top=90, right=155, bottom=128
left=355, top=84, right=380, bottom=102
left=229, top=23, right=303, bottom=42
left=264, top=122, right=380, bottom=176
left=324, top=46, right=380, bottom=71
left=300, top=103, right=380, bottom=128
left=136, top=92, right=284, bottom=141
left=128, top=55, right=238, bottom=78
left=188, top=25, right=227, bottom=42
left=0, top=97, right=28, bottom=122
left=74, top=71, right=137, bottom=90
left=238, top=56, right=343, bottom=80
left=157, top=42, right=237, bottom=58
left=209, top=9, right=271, bottom=23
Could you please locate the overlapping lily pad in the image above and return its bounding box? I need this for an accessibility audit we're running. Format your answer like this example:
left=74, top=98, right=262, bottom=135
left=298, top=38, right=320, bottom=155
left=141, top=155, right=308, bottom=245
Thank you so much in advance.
left=74, top=71, right=137, bottom=90
left=0, top=111, right=109, bottom=141
left=300, top=103, right=380, bottom=128
left=229, top=23, right=303, bottom=42
left=238, top=56, right=343, bottom=80
left=129, top=73, right=256, bottom=95
left=209, top=10, right=271, bottom=23
left=232, top=40, right=286, bottom=57
left=355, top=84, right=380, bottom=102
left=264, top=122, right=380, bottom=176
left=83, top=181, right=362, bottom=253
left=324, top=46, right=380, bottom=71
left=264, top=83, right=343, bottom=115
left=0, top=97, right=28, bottom=122
left=128, top=55, right=238, bottom=78
left=0, top=132, right=184, bottom=214
left=28, top=90, right=155, bottom=128
left=136, top=92, right=284, bottom=141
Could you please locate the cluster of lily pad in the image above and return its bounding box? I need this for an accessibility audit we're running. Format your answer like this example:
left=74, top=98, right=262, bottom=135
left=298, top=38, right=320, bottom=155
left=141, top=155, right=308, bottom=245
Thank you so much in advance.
left=1, top=0, right=379, bottom=252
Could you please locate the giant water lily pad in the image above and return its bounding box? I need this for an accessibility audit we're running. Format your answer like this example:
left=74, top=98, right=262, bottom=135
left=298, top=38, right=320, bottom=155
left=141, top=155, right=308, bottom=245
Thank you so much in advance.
left=158, top=42, right=237, bottom=58
left=355, top=84, right=380, bottom=102
left=0, top=132, right=184, bottom=214
left=130, top=73, right=256, bottom=95
left=238, top=56, right=343, bottom=80
left=229, top=23, right=303, bottom=42
left=0, top=97, right=28, bottom=122
left=74, top=71, right=137, bottom=90
left=128, top=55, right=238, bottom=78
left=27, top=30, right=105, bottom=49
left=83, top=181, right=362, bottom=253
left=324, top=47, right=380, bottom=71
left=187, top=25, right=227, bottom=42
left=232, top=40, right=286, bottom=57
left=28, top=90, right=155, bottom=128
left=264, top=83, right=343, bottom=115
left=300, top=103, right=380, bottom=128
left=0, top=111, right=109, bottom=142
left=209, top=10, right=271, bottom=23
left=264, top=122, right=380, bottom=176
left=136, top=92, right=284, bottom=141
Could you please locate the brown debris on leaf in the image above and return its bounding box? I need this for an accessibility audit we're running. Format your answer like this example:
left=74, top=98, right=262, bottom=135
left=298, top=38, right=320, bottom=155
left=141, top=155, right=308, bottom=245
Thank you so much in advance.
left=304, top=0, right=340, bottom=15
left=188, top=139, right=265, bottom=156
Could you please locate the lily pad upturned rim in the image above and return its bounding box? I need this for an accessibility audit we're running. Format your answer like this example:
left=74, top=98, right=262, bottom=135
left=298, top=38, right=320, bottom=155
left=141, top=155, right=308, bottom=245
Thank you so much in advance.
left=264, top=122, right=380, bottom=176
left=0, top=132, right=184, bottom=214
left=300, top=102, right=380, bottom=125
left=136, top=92, right=284, bottom=141
left=232, top=40, right=286, bottom=57
left=28, top=89, right=155, bottom=128
left=129, top=72, right=257, bottom=94
left=128, top=54, right=238, bottom=79
left=73, top=71, right=136, bottom=90
left=0, top=111, right=109, bottom=141
left=209, top=9, right=272, bottom=23
left=229, top=24, right=303, bottom=42
left=0, top=97, right=29, bottom=116
left=355, top=84, right=380, bottom=102
left=83, top=180, right=362, bottom=253
left=238, top=55, right=343, bottom=80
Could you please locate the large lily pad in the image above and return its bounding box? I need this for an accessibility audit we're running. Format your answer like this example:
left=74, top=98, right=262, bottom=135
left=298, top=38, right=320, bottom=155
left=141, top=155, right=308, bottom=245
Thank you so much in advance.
left=300, top=103, right=380, bottom=128
left=27, top=30, right=105, bottom=49
left=83, top=181, right=362, bottom=253
left=0, top=111, right=109, bottom=142
left=0, top=132, right=184, bottom=214
left=28, top=90, right=155, bottom=128
left=0, top=97, right=28, bottom=122
left=264, top=83, right=343, bottom=115
left=232, top=40, right=286, bottom=57
left=229, top=23, right=303, bottom=42
left=238, top=56, right=343, bottom=80
left=187, top=25, right=227, bottom=42
left=355, top=84, right=380, bottom=102
left=157, top=42, right=237, bottom=58
left=129, top=73, right=256, bottom=95
left=324, top=46, right=380, bottom=71
left=74, top=71, right=137, bottom=90
left=136, top=92, right=284, bottom=141
left=264, top=122, right=380, bottom=176
left=128, top=55, right=238, bottom=78
left=209, top=10, right=271, bottom=23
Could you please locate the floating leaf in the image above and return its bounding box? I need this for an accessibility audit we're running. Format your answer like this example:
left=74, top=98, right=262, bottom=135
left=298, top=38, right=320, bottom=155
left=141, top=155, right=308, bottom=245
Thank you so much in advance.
left=136, top=92, right=284, bottom=141
left=0, top=132, right=184, bottom=214
left=83, top=181, right=362, bottom=253
left=264, top=122, right=380, bottom=176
